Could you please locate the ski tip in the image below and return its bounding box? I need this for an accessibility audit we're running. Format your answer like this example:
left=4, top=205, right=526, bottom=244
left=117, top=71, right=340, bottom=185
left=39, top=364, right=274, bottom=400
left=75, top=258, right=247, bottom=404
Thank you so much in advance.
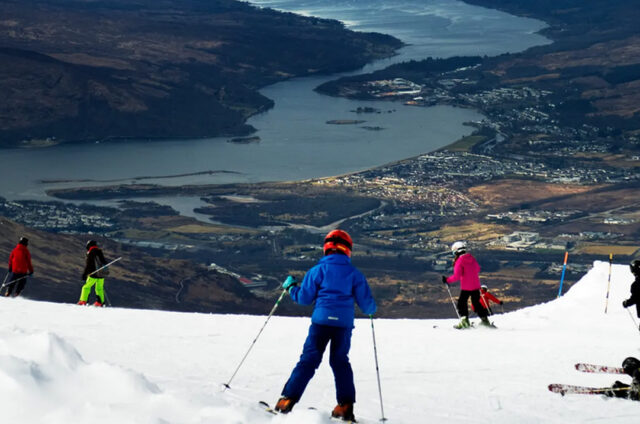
left=548, top=384, right=566, bottom=396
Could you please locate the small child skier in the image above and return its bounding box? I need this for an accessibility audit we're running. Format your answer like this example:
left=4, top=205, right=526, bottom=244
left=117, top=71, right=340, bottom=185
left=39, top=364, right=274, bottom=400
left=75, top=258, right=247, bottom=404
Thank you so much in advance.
left=473, top=284, right=503, bottom=315
left=77, top=240, right=110, bottom=306
left=442, top=241, right=492, bottom=328
left=604, top=357, right=640, bottom=400
left=274, top=229, right=376, bottom=422
left=622, top=259, right=640, bottom=329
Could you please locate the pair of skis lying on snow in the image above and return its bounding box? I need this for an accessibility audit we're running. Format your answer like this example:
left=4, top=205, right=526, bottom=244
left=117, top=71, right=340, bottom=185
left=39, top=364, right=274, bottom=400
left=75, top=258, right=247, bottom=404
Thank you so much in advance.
left=549, top=363, right=628, bottom=396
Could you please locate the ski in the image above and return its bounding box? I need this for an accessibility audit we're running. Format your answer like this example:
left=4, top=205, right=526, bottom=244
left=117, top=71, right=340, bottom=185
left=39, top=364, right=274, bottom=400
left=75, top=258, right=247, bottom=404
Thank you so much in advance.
left=453, top=322, right=475, bottom=330
left=258, top=401, right=277, bottom=415
left=549, top=383, right=609, bottom=396
left=453, top=321, right=497, bottom=330
left=259, top=401, right=360, bottom=422
left=331, top=417, right=357, bottom=423
left=575, top=363, right=625, bottom=374
left=479, top=321, right=497, bottom=329
left=548, top=383, right=628, bottom=396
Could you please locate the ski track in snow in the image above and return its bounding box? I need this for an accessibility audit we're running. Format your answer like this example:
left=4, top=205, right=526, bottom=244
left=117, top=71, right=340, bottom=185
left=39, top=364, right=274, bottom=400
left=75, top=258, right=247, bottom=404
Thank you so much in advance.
left=1, top=261, right=639, bottom=423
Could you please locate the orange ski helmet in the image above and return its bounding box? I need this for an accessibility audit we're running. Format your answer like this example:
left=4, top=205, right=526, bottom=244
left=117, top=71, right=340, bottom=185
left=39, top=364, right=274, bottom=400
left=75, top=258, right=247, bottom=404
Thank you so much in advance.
left=324, top=229, right=353, bottom=257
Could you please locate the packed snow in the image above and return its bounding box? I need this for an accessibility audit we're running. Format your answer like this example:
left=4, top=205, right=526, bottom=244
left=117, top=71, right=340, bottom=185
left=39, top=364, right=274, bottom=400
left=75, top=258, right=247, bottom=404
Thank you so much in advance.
left=1, top=260, right=639, bottom=423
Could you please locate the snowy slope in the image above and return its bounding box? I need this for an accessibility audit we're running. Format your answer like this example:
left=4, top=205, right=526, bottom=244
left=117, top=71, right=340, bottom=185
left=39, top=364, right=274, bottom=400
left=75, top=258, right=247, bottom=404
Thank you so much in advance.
left=1, top=260, right=639, bottom=424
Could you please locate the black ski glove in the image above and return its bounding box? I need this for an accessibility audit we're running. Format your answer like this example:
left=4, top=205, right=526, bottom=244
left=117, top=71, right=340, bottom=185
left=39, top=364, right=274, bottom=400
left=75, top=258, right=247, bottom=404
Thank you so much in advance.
left=441, top=275, right=448, bottom=285
left=500, top=301, right=504, bottom=305
left=623, top=300, right=629, bottom=308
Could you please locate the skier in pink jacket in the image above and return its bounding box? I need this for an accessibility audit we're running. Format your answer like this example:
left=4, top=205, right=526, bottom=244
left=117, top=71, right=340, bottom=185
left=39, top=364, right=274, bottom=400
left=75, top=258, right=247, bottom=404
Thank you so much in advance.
left=442, top=241, right=492, bottom=328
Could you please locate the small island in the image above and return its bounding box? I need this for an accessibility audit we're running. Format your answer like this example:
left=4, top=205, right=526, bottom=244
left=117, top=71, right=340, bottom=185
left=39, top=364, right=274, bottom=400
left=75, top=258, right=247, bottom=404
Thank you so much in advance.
left=326, top=120, right=366, bottom=125
left=227, top=136, right=261, bottom=144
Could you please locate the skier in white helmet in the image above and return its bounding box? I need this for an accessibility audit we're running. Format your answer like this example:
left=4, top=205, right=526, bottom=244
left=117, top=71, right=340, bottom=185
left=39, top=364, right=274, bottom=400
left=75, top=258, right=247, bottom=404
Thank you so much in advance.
left=442, top=241, right=493, bottom=328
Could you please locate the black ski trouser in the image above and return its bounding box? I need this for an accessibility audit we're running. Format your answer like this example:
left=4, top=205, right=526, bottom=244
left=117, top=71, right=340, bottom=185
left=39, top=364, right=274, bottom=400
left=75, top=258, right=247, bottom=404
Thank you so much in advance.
left=458, top=289, right=488, bottom=319
left=5, top=273, right=28, bottom=296
left=605, top=381, right=639, bottom=400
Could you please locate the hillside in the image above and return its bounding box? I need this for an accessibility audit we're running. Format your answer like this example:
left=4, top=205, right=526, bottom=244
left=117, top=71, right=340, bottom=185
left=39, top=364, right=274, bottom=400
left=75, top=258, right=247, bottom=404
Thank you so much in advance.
left=0, top=0, right=401, bottom=147
left=0, top=216, right=266, bottom=313
left=1, top=261, right=639, bottom=423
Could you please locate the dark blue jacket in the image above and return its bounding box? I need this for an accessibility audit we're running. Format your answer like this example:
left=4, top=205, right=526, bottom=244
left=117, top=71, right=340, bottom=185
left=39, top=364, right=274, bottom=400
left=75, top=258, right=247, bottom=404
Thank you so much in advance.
left=289, top=253, right=376, bottom=328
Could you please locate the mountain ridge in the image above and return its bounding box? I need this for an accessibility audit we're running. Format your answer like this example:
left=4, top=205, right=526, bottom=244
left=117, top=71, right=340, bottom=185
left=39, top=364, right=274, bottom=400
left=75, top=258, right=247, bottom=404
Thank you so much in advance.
left=0, top=0, right=402, bottom=147
left=0, top=216, right=268, bottom=313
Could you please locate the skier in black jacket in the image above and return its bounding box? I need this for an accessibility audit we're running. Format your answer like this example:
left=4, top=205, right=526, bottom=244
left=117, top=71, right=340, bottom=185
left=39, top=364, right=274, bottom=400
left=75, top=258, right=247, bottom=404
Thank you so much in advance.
left=622, top=259, right=640, bottom=327
left=77, top=240, right=109, bottom=306
left=605, top=357, right=640, bottom=400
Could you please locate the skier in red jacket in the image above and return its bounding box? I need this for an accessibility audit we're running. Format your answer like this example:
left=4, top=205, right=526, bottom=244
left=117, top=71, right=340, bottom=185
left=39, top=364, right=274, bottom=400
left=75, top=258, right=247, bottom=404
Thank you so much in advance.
left=472, top=285, right=503, bottom=315
left=4, top=237, right=34, bottom=297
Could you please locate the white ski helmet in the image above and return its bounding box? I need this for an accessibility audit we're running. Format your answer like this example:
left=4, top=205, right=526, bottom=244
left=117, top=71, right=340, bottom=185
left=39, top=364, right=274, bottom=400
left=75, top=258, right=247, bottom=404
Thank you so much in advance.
left=451, top=241, right=467, bottom=255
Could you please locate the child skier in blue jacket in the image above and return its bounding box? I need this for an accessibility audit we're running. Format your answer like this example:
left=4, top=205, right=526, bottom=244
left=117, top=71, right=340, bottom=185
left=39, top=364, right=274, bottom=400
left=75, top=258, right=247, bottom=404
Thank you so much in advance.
left=275, top=229, right=376, bottom=422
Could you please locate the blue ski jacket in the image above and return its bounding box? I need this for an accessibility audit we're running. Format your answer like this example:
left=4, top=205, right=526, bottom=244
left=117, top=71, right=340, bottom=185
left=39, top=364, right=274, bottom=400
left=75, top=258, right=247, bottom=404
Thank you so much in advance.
left=289, top=253, right=376, bottom=328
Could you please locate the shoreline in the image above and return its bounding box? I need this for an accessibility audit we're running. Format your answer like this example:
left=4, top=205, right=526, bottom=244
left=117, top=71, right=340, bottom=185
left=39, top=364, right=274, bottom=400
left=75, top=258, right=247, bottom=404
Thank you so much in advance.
left=42, top=124, right=484, bottom=202
left=3, top=1, right=553, bottom=205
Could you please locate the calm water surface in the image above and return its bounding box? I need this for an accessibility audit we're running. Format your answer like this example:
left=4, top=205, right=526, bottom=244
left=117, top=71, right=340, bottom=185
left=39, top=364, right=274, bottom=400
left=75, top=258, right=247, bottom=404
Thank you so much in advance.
left=0, top=0, right=549, bottom=202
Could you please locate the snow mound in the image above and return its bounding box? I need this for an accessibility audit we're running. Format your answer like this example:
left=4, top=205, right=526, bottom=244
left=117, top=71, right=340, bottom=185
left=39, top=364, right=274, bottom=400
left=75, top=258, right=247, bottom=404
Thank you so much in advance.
left=0, top=329, right=166, bottom=423
left=0, top=260, right=639, bottom=424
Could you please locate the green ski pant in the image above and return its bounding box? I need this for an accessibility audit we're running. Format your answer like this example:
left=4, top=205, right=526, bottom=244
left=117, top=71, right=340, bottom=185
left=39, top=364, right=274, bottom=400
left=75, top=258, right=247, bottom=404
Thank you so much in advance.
left=79, top=276, right=105, bottom=303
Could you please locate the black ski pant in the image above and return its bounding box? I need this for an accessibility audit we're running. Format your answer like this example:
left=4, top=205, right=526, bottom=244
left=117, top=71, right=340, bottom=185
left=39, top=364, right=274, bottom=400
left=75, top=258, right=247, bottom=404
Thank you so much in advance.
left=5, top=273, right=28, bottom=296
left=606, top=381, right=639, bottom=400
left=458, top=289, right=488, bottom=319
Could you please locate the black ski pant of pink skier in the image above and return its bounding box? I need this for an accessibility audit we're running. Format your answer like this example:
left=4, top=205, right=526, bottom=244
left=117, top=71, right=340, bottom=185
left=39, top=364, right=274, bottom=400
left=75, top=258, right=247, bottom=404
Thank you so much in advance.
left=458, top=289, right=488, bottom=318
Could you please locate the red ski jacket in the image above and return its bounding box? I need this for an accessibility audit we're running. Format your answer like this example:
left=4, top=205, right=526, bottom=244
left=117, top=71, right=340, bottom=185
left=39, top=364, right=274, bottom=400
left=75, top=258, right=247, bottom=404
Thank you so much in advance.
left=8, top=243, right=33, bottom=274
left=473, top=290, right=501, bottom=311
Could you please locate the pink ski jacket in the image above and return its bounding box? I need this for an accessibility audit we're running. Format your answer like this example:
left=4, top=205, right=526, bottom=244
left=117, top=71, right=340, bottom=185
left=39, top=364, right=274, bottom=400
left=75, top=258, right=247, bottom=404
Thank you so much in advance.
left=446, top=253, right=481, bottom=291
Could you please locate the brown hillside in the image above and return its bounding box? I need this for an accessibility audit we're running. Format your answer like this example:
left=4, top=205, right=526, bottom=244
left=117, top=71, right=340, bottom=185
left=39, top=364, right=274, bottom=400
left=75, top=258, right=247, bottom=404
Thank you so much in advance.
left=0, top=217, right=265, bottom=313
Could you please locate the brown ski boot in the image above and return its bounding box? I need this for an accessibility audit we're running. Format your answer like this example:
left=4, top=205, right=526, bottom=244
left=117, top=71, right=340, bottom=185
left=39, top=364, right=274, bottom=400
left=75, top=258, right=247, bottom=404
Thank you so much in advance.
left=274, top=397, right=296, bottom=414
left=331, top=403, right=355, bottom=421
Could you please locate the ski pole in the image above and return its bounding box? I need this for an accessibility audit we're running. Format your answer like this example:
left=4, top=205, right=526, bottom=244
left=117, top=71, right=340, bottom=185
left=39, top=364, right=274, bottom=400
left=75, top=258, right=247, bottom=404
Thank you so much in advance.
left=370, top=315, right=387, bottom=422
left=604, top=253, right=613, bottom=313
left=625, top=307, right=640, bottom=334
left=104, top=287, right=112, bottom=307
left=223, top=288, right=288, bottom=390
left=480, top=292, right=492, bottom=316
left=1, top=272, right=7, bottom=295
left=444, top=282, right=460, bottom=319
left=557, top=252, right=569, bottom=298
left=0, top=274, right=29, bottom=289
left=88, top=257, right=122, bottom=277
left=2, top=272, right=11, bottom=291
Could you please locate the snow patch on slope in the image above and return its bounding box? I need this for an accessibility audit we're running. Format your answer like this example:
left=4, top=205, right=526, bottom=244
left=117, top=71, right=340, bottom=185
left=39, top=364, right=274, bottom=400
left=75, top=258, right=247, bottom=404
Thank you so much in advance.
left=0, top=260, right=639, bottom=423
